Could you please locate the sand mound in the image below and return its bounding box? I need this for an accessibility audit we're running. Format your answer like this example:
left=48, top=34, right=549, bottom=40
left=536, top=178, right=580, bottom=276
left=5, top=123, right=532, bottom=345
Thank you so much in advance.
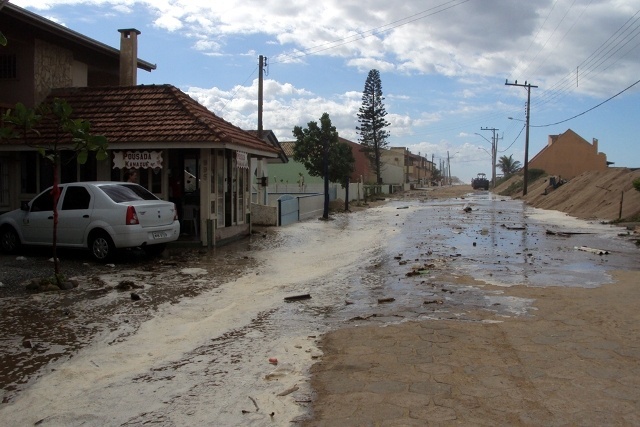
left=495, top=167, right=640, bottom=222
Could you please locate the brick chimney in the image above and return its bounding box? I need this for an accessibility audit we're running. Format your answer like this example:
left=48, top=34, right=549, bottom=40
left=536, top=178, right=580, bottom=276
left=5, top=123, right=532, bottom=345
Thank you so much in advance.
left=118, top=28, right=141, bottom=86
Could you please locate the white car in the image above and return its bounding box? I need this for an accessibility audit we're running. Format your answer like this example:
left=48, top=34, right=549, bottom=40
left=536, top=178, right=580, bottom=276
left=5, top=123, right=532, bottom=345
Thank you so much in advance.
left=0, top=182, right=181, bottom=262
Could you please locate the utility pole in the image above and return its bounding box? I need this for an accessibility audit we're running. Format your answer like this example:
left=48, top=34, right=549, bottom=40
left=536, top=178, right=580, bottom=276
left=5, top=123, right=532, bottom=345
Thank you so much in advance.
left=405, top=148, right=409, bottom=184
left=480, top=127, right=498, bottom=189
left=258, top=55, right=267, bottom=139
left=505, top=80, right=537, bottom=196
left=257, top=55, right=268, bottom=205
left=447, top=151, right=451, bottom=185
left=431, top=154, right=434, bottom=183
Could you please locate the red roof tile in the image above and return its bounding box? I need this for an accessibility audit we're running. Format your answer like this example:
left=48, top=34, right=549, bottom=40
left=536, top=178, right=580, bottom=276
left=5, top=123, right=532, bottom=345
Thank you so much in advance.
left=5, top=85, right=279, bottom=156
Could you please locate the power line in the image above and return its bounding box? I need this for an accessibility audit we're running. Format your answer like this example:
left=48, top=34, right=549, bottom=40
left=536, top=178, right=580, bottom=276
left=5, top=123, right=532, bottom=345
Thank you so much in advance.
left=218, top=65, right=258, bottom=113
left=270, top=0, right=471, bottom=64
left=532, top=77, right=640, bottom=127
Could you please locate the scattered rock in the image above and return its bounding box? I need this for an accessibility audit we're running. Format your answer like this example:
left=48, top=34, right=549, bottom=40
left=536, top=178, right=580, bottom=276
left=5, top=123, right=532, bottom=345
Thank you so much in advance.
left=58, top=281, right=75, bottom=291
left=130, top=293, right=141, bottom=301
left=116, top=280, right=144, bottom=291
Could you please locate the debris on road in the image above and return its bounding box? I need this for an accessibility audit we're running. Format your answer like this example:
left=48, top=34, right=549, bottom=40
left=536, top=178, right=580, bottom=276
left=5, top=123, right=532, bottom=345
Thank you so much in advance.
left=284, top=293, right=312, bottom=301
left=547, top=229, right=594, bottom=236
left=503, top=225, right=526, bottom=230
left=277, top=384, right=299, bottom=397
left=575, top=246, right=610, bottom=255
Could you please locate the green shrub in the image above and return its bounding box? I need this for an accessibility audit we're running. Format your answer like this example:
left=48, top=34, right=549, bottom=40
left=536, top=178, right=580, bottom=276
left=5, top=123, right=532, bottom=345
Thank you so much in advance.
left=633, top=178, right=640, bottom=192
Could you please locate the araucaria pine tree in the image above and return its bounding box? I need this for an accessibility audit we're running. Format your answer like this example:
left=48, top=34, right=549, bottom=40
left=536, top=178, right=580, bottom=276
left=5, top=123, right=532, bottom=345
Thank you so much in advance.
left=356, top=69, right=390, bottom=184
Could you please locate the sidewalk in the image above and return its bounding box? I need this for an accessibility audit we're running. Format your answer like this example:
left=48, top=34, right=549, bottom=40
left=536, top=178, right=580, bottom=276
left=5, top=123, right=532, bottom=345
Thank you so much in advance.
left=302, top=270, right=640, bottom=426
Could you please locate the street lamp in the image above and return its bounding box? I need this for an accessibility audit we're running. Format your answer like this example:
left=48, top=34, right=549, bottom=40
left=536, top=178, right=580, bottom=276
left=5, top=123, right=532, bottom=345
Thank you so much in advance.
left=477, top=147, right=491, bottom=157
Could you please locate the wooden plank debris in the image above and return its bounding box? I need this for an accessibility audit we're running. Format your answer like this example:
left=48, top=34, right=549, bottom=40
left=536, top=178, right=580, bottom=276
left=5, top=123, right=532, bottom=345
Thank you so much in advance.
left=284, top=294, right=311, bottom=301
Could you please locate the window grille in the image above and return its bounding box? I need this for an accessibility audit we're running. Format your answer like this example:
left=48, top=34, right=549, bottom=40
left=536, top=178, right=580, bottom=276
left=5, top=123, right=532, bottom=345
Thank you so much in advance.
left=0, top=54, right=17, bottom=79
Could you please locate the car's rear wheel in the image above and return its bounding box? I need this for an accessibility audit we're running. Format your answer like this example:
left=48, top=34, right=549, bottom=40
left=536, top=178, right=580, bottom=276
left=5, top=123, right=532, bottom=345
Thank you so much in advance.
left=0, top=226, right=21, bottom=254
left=142, top=243, right=166, bottom=257
left=89, top=231, right=115, bottom=262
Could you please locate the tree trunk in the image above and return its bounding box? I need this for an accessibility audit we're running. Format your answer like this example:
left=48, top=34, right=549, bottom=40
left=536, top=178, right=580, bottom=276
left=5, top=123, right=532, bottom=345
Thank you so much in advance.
left=345, top=177, right=350, bottom=211
left=323, top=137, right=329, bottom=219
left=52, top=157, right=61, bottom=280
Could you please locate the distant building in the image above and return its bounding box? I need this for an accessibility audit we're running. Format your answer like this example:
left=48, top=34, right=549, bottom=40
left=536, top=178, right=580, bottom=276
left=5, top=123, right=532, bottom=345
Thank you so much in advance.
left=528, top=129, right=610, bottom=180
left=381, top=147, right=433, bottom=186
left=271, top=137, right=375, bottom=186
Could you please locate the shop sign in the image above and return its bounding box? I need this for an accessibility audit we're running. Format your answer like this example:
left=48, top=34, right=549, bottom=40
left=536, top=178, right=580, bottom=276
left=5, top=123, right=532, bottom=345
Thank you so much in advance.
left=113, top=151, right=163, bottom=169
left=236, top=151, right=248, bottom=169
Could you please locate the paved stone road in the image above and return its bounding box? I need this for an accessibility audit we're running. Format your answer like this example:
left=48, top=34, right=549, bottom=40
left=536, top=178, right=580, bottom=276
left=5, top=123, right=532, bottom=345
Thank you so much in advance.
left=303, top=271, right=640, bottom=426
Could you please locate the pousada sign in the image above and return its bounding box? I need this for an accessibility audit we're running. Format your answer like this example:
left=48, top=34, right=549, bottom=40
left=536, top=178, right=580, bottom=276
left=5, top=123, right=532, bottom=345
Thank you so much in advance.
left=112, top=151, right=163, bottom=169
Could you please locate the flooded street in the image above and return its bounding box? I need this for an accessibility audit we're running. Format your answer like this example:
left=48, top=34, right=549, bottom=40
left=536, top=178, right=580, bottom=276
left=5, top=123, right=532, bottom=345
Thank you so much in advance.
left=1, top=190, right=638, bottom=426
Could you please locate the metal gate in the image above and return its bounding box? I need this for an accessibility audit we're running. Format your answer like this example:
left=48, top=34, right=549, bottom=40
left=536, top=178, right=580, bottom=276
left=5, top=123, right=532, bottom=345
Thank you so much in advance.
left=278, top=195, right=298, bottom=226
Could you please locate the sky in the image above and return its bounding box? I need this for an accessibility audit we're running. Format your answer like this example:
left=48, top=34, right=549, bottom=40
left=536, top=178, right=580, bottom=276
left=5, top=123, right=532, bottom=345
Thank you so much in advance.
left=10, top=0, right=640, bottom=183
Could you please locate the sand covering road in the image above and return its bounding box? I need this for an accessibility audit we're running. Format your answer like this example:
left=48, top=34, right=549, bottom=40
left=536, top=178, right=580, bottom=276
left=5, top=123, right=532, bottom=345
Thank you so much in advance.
left=303, top=170, right=640, bottom=426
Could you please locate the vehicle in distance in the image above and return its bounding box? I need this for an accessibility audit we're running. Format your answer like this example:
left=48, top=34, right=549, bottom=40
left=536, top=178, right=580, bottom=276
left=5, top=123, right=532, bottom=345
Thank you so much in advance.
left=471, top=173, right=490, bottom=190
left=0, top=182, right=180, bottom=262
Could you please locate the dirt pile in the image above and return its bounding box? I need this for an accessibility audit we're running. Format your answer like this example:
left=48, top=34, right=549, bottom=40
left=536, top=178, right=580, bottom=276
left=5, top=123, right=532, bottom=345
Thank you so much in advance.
left=495, top=167, right=640, bottom=222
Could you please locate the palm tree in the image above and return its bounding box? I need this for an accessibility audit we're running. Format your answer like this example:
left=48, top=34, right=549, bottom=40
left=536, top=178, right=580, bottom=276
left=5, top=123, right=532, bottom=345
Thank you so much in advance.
left=498, top=154, right=521, bottom=177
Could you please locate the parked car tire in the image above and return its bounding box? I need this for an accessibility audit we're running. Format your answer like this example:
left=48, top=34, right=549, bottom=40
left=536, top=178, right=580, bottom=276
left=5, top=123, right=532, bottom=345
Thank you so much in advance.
left=89, top=231, right=115, bottom=262
left=142, top=243, right=166, bottom=257
left=0, top=225, right=21, bottom=254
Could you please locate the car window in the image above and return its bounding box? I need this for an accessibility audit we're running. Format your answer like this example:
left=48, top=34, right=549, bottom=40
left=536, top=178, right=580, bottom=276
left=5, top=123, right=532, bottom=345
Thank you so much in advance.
left=30, top=189, right=54, bottom=212
left=100, top=183, right=160, bottom=203
left=61, top=186, right=91, bottom=210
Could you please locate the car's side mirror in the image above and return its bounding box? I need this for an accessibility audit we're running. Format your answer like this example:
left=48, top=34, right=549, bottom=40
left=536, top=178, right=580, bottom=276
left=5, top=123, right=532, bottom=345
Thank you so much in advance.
left=20, top=201, right=30, bottom=211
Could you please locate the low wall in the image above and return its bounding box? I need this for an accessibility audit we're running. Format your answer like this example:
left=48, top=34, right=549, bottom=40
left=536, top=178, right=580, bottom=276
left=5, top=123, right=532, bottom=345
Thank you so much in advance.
left=298, top=194, right=324, bottom=221
left=250, top=203, right=278, bottom=226
left=251, top=183, right=395, bottom=227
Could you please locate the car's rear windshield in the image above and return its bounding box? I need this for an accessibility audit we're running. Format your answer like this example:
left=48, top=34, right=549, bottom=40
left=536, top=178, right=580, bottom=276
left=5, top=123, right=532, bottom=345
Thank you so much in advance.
left=99, top=184, right=160, bottom=203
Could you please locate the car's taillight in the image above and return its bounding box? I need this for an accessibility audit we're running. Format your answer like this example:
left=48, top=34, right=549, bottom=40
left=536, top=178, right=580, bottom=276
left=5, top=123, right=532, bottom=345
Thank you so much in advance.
left=173, top=203, right=178, bottom=221
left=126, top=206, right=139, bottom=225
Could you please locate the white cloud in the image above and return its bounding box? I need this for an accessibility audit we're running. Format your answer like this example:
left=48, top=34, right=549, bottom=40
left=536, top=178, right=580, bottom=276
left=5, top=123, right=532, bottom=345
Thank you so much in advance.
left=14, top=0, right=640, bottom=97
left=12, top=0, right=640, bottom=180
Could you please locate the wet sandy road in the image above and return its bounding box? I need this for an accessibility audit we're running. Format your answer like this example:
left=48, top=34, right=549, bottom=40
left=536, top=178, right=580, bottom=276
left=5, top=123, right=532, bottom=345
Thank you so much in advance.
left=0, top=190, right=638, bottom=426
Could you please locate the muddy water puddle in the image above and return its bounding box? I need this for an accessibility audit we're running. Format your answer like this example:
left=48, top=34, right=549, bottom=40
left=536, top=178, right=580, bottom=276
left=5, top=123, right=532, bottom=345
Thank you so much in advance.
left=292, top=192, right=639, bottom=328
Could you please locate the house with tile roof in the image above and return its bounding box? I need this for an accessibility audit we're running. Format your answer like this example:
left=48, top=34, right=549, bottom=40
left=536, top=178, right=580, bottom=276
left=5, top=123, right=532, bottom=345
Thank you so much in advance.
left=0, top=3, right=282, bottom=246
left=528, top=129, right=610, bottom=180
left=271, top=137, right=375, bottom=188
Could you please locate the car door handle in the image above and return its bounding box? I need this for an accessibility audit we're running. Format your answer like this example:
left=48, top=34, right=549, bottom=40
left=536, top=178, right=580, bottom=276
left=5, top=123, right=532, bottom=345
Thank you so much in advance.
left=48, top=216, right=53, bottom=220
left=83, top=215, right=90, bottom=218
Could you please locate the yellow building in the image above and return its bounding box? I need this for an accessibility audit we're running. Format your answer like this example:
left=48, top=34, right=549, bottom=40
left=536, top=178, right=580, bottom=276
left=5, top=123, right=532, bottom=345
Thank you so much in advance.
left=529, top=129, right=609, bottom=180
